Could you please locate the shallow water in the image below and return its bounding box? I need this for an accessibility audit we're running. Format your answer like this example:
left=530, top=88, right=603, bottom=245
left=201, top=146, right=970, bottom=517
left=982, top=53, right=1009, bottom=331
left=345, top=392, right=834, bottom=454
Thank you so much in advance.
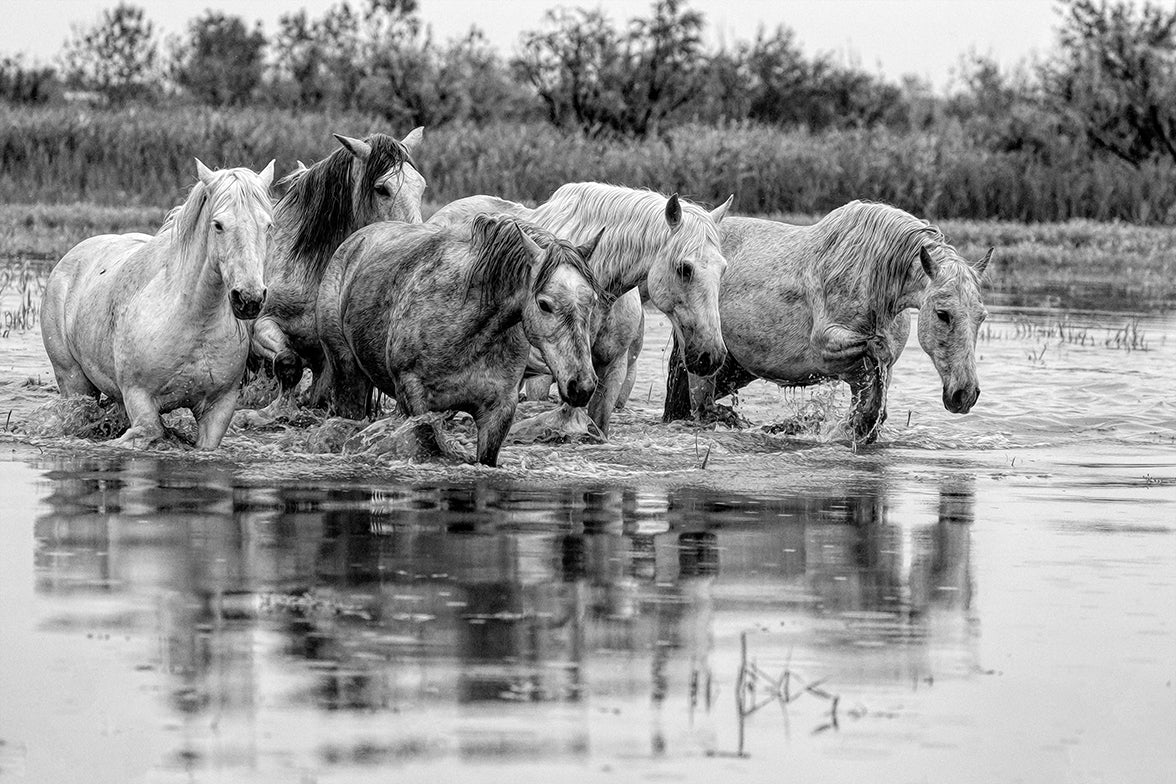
left=1, top=258, right=1175, bottom=782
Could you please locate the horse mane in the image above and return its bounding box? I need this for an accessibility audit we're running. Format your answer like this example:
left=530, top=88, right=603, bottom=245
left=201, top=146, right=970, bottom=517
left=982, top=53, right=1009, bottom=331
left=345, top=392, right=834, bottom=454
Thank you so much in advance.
left=157, top=168, right=271, bottom=264
left=529, top=182, right=720, bottom=293
left=464, top=215, right=605, bottom=309
left=809, top=200, right=963, bottom=322
left=276, top=132, right=414, bottom=285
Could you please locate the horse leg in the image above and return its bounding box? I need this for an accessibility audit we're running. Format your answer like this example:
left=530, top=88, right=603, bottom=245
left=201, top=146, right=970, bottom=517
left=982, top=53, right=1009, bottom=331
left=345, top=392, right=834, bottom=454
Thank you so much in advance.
left=251, top=315, right=302, bottom=390
left=666, top=325, right=756, bottom=426
left=845, top=358, right=887, bottom=445
left=475, top=400, right=517, bottom=467
left=396, top=376, right=455, bottom=458
left=51, top=364, right=100, bottom=400
left=662, top=331, right=692, bottom=422
left=877, top=313, right=911, bottom=428
left=113, top=387, right=165, bottom=448
left=324, top=352, right=372, bottom=421
left=195, top=389, right=240, bottom=450
left=614, top=312, right=644, bottom=411
left=587, top=355, right=628, bottom=439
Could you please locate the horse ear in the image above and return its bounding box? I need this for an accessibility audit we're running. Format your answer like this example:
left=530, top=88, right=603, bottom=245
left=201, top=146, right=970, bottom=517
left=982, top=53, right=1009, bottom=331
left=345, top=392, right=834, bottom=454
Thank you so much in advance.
left=295, top=159, right=308, bottom=171
left=333, top=133, right=372, bottom=161
left=665, top=193, right=682, bottom=229
left=919, top=246, right=939, bottom=279
left=710, top=194, right=734, bottom=224
left=258, top=159, right=275, bottom=188
left=194, top=158, right=215, bottom=187
left=975, top=247, right=994, bottom=276
left=578, top=228, right=605, bottom=262
left=402, top=126, right=424, bottom=153
left=517, top=224, right=544, bottom=261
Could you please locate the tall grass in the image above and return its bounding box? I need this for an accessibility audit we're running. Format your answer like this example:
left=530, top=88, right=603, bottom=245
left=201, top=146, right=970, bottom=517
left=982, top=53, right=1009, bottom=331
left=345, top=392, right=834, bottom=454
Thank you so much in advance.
left=4, top=104, right=1176, bottom=223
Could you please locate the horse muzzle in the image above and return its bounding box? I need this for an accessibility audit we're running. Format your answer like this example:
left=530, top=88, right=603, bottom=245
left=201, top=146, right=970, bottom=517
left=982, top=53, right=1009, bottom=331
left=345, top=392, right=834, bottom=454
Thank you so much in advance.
left=561, top=375, right=597, bottom=408
left=230, top=287, right=267, bottom=320
left=943, top=384, right=980, bottom=414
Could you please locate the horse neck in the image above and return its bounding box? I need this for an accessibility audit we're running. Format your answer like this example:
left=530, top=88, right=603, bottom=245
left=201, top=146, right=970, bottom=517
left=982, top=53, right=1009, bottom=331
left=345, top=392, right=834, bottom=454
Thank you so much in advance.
left=531, top=200, right=653, bottom=298
left=464, top=287, right=528, bottom=349
left=162, top=230, right=231, bottom=321
left=895, top=274, right=930, bottom=314
left=270, top=177, right=363, bottom=290
left=268, top=215, right=303, bottom=287
left=590, top=231, right=656, bottom=299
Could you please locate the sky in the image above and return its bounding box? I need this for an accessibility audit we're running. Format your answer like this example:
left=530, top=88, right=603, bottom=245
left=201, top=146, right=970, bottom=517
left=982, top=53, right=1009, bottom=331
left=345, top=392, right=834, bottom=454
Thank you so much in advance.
left=2, top=0, right=1062, bottom=91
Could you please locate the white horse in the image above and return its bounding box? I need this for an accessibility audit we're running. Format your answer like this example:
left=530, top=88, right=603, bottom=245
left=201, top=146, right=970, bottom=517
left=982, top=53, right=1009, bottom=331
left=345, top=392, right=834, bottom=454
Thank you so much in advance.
left=429, top=182, right=732, bottom=437
left=663, top=201, right=993, bottom=443
left=40, top=160, right=275, bottom=449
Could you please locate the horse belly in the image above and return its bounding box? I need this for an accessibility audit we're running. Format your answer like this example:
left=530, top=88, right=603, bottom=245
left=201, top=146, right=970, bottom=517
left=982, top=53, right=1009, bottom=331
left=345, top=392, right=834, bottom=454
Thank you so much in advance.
left=719, top=287, right=823, bottom=386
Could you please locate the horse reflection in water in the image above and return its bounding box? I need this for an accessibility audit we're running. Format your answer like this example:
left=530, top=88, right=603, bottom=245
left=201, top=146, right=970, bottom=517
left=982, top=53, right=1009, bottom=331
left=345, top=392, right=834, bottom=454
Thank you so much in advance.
left=32, top=461, right=977, bottom=769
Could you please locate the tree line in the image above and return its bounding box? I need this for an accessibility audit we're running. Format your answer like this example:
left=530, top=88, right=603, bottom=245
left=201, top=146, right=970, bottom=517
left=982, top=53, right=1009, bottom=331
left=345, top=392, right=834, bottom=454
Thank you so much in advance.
left=2, top=0, right=1176, bottom=176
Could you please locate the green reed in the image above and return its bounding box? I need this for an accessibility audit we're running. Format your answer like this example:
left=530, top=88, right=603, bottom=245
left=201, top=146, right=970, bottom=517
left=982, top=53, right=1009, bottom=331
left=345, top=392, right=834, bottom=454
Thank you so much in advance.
left=5, top=105, right=1176, bottom=223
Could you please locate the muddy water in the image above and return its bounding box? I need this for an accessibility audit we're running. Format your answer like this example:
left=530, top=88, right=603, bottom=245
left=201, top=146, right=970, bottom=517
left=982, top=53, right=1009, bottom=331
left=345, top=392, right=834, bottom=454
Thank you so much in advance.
left=1, top=258, right=1175, bottom=782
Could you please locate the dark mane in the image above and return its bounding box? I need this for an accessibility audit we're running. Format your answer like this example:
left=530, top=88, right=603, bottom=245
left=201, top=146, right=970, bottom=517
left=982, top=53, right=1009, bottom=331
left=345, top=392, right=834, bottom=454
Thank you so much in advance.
left=465, top=216, right=606, bottom=309
left=276, top=132, right=413, bottom=284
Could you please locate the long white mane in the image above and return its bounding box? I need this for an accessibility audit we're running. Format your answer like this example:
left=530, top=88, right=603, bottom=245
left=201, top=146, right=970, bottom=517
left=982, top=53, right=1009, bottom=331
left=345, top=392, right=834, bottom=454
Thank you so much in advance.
left=809, top=200, right=971, bottom=321
left=530, top=182, right=720, bottom=294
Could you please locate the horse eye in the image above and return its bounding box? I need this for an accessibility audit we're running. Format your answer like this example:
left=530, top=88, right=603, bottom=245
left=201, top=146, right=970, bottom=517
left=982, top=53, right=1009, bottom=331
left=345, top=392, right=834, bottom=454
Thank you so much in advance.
left=936, top=309, right=951, bottom=324
left=678, top=263, right=694, bottom=281
left=212, top=220, right=224, bottom=232
left=375, top=183, right=391, bottom=197
left=538, top=298, right=554, bottom=314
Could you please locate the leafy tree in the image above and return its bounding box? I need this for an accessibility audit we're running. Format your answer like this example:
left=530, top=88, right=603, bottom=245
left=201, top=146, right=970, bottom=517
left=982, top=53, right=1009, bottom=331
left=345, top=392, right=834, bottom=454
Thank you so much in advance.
left=61, top=3, right=157, bottom=104
left=1043, top=0, right=1176, bottom=165
left=514, top=0, right=706, bottom=137
left=172, top=11, right=266, bottom=106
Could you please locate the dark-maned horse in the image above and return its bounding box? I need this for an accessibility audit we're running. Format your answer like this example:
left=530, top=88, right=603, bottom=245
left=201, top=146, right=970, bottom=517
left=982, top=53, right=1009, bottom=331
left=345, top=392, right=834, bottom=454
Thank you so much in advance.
left=429, top=182, right=732, bottom=438
left=250, top=128, right=424, bottom=395
left=663, top=201, right=992, bottom=444
left=316, top=215, right=603, bottom=466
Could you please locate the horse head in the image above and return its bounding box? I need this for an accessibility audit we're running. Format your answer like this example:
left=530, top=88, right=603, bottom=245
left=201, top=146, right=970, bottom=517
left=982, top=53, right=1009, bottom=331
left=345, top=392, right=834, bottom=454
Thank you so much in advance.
left=194, top=158, right=274, bottom=320
left=519, top=227, right=603, bottom=408
left=646, top=193, right=732, bottom=377
left=916, top=245, right=992, bottom=414
left=333, top=127, right=425, bottom=224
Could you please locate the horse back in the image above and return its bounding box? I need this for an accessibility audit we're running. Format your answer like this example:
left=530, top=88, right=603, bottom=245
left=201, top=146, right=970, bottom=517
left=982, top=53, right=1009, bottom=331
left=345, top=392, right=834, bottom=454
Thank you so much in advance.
left=47, top=234, right=153, bottom=331
left=428, top=195, right=531, bottom=229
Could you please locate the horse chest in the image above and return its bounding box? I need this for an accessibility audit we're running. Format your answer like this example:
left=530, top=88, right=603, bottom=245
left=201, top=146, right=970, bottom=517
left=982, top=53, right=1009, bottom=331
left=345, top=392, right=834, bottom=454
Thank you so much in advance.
left=116, top=314, right=246, bottom=404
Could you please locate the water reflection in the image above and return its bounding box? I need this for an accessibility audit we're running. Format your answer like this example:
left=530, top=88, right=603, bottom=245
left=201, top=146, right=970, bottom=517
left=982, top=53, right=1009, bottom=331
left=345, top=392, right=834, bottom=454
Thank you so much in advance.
left=29, top=458, right=977, bottom=770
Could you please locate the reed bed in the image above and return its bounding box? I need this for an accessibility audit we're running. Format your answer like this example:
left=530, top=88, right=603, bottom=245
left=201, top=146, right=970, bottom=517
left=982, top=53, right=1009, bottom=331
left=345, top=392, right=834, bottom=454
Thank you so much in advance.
left=5, top=105, right=1176, bottom=223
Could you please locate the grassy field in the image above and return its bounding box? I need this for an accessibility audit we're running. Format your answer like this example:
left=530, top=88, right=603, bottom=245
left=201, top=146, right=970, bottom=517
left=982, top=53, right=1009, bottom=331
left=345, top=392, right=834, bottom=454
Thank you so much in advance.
left=5, top=105, right=1176, bottom=224
left=3, top=201, right=1175, bottom=313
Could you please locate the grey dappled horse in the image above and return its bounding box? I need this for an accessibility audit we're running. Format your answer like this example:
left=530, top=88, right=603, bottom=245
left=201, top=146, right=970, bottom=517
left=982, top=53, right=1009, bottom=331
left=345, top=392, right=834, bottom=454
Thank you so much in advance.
left=250, top=128, right=424, bottom=399
left=429, top=182, right=732, bottom=438
left=316, top=215, right=603, bottom=466
left=41, top=160, right=275, bottom=449
left=664, top=201, right=992, bottom=444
